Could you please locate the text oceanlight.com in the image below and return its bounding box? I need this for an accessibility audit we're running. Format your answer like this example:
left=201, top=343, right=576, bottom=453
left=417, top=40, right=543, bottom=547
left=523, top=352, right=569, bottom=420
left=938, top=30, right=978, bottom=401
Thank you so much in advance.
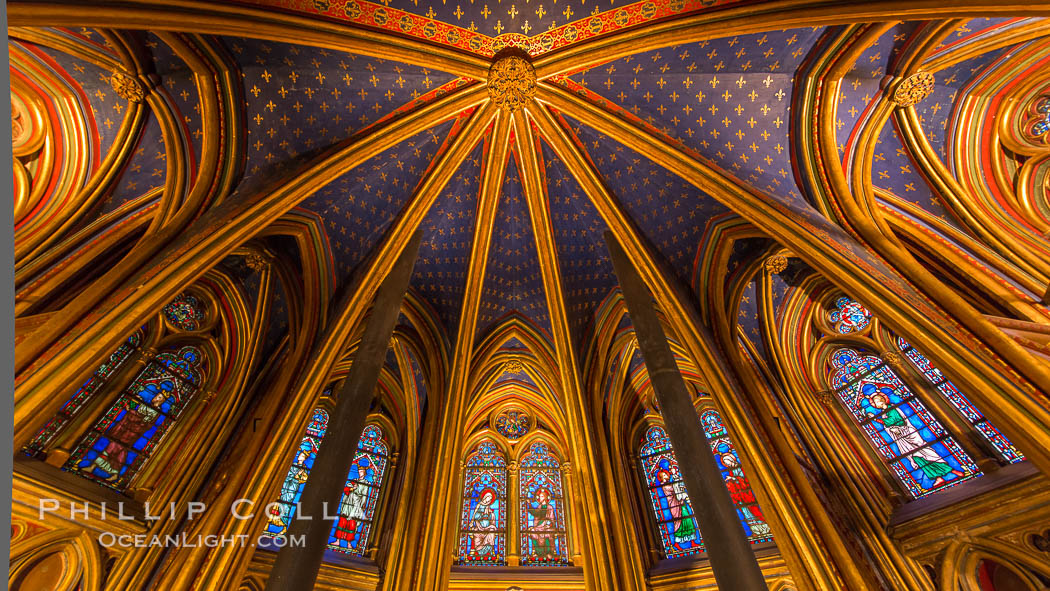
left=96, top=533, right=305, bottom=549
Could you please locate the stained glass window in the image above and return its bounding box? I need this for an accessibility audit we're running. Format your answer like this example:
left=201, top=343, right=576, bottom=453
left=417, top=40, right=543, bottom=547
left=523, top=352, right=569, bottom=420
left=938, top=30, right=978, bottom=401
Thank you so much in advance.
left=828, top=296, right=872, bottom=334
left=493, top=409, right=531, bottom=440
left=163, top=293, right=206, bottom=331
left=265, top=409, right=328, bottom=541
left=638, top=422, right=772, bottom=558
left=700, top=410, right=773, bottom=544
left=24, top=327, right=146, bottom=457
left=518, top=441, right=569, bottom=566
left=828, top=347, right=981, bottom=497
left=897, top=338, right=1024, bottom=463
left=458, top=440, right=507, bottom=565
left=329, top=424, right=390, bottom=555
left=638, top=425, right=703, bottom=558
left=64, top=345, right=206, bottom=491
left=263, top=413, right=391, bottom=557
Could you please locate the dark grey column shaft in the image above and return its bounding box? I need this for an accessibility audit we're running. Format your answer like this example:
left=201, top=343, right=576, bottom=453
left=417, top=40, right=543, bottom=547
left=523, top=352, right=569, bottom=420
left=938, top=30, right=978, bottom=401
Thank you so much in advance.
left=605, top=231, right=767, bottom=590
left=265, top=230, right=422, bottom=591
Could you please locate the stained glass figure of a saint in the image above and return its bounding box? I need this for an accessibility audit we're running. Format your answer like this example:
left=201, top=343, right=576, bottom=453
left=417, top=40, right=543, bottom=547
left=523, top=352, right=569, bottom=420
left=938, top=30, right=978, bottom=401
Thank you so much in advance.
left=700, top=410, right=773, bottom=544
left=638, top=425, right=703, bottom=558
left=518, top=441, right=569, bottom=565
left=328, top=424, right=390, bottom=555
left=264, top=409, right=328, bottom=539
left=64, top=345, right=206, bottom=491
left=264, top=412, right=390, bottom=556
left=829, top=347, right=980, bottom=497
left=458, top=440, right=507, bottom=565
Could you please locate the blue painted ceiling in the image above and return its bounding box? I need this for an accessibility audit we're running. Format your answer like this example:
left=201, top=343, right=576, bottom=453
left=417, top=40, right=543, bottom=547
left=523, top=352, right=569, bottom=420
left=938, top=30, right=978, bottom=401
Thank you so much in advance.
left=476, top=151, right=552, bottom=339
left=568, top=27, right=827, bottom=203
left=18, top=14, right=1023, bottom=365
left=222, top=36, right=458, bottom=185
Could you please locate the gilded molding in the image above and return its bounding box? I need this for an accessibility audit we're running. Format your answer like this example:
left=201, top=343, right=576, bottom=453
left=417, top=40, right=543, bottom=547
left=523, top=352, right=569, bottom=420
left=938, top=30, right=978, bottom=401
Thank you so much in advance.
left=13, top=85, right=490, bottom=450
left=413, top=109, right=511, bottom=591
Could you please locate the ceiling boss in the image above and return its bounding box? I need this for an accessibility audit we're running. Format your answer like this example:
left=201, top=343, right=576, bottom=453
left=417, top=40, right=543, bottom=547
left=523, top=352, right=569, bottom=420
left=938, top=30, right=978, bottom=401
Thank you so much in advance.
left=487, top=53, right=536, bottom=112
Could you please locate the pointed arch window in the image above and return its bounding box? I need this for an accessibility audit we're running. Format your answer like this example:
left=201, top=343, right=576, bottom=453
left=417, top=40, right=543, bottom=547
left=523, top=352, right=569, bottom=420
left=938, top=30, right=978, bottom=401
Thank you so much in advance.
left=64, top=345, right=207, bottom=491
left=828, top=347, right=980, bottom=497
left=896, top=338, right=1024, bottom=463
left=264, top=411, right=392, bottom=557
left=329, top=423, right=390, bottom=555
left=638, top=425, right=702, bottom=558
left=638, top=423, right=772, bottom=558
left=700, top=410, right=773, bottom=544
left=518, top=440, right=569, bottom=566
left=828, top=295, right=1022, bottom=467
left=26, top=292, right=208, bottom=463
left=24, top=326, right=146, bottom=457
left=265, top=409, right=328, bottom=541
left=458, top=440, right=507, bottom=565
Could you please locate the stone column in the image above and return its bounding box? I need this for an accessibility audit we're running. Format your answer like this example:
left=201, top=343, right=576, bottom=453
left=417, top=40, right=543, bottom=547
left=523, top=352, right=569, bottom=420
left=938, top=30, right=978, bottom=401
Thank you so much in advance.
left=560, top=462, right=583, bottom=566
left=263, top=229, right=422, bottom=591
left=605, top=232, right=766, bottom=591
left=507, top=460, right=521, bottom=566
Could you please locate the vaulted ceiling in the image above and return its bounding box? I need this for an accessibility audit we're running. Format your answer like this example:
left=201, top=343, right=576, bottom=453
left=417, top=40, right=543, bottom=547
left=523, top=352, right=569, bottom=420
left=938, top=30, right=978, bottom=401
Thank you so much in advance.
left=9, top=4, right=1048, bottom=406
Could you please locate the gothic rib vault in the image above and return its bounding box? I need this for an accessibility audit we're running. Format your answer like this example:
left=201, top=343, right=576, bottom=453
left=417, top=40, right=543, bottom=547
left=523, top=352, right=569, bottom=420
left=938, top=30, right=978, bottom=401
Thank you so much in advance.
left=8, top=4, right=1050, bottom=591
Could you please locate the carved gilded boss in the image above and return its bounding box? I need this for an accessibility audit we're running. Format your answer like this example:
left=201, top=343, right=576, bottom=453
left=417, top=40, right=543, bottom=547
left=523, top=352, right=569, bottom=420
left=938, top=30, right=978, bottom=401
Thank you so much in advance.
left=487, top=55, right=536, bottom=112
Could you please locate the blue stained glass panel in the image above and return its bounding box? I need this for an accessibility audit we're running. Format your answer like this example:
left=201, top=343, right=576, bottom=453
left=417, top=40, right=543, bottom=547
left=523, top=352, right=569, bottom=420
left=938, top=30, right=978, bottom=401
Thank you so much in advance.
left=638, top=426, right=703, bottom=558
left=25, top=327, right=146, bottom=456
left=828, top=296, right=872, bottom=334
left=519, top=441, right=569, bottom=566
left=638, top=419, right=774, bottom=560
left=64, top=345, right=205, bottom=492
left=265, top=409, right=328, bottom=539
left=897, top=337, right=1024, bottom=463
left=700, top=411, right=773, bottom=545
left=264, top=413, right=391, bottom=558
left=829, top=347, right=980, bottom=498
left=458, top=441, right=507, bottom=565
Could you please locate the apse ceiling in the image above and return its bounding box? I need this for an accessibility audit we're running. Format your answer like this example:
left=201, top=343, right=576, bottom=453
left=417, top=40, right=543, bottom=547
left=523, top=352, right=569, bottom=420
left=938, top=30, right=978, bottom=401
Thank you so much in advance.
left=11, top=14, right=1042, bottom=361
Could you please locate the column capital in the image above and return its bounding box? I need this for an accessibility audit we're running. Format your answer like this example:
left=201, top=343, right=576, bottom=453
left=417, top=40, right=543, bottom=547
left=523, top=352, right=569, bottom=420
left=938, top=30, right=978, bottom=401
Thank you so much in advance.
left=763, top=254, right=789, bottom=274
left=816, top=389, right=835, bottom=405
left=879, top=351, right=905, bottom=371
left=244, top=252, right=271, bottom=271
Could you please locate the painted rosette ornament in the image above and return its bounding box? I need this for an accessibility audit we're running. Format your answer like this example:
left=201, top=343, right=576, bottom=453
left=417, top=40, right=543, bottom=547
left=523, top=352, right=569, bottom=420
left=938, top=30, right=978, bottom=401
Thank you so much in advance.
left=893, top=71, right=935, bottom=107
